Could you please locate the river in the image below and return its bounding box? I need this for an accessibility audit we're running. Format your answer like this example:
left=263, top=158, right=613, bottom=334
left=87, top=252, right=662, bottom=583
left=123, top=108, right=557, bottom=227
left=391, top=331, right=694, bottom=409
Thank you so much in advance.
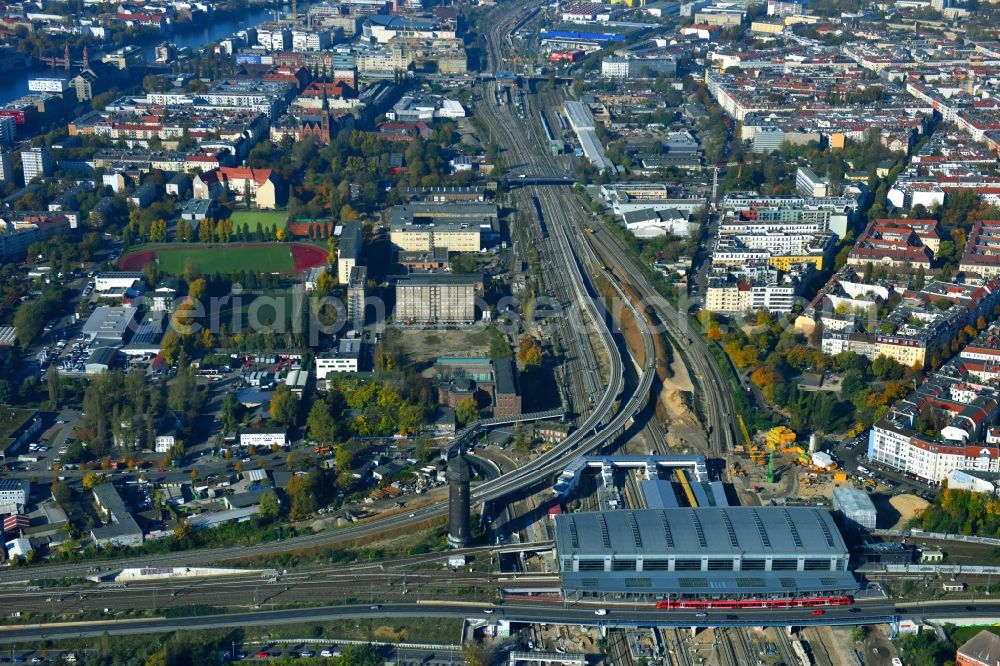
left=0, top=6, right=283, bottom=106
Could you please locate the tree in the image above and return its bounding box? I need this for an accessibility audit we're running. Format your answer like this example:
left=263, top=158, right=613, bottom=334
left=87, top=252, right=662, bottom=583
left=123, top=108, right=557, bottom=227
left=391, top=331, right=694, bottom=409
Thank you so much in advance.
left=259, top=488, right=280, bottom=520
left=517, top=337, right=543, bottom=368
left=286, top=471, right=319, bottom=518
left=187, top=277, right=207, bottom=301
left=46, top=364, right=60, bottom=409
left=871, top=354, right=906, bottom=380
left=198, top=327, right=215, bottom=351
left=13, top=300, right=46, bottom=348
left=215, top=218, right=228, bottom=243
left=895, top=631, right=954, bottom=666
left=168, top=362, right=200, bottom=416
left=82, top=472, right=106, bottom=490
left=414, top=436, right=436, bottom=462
left=936, top=239, right=957, bottom=264
left=50, top=476, right=73, bottom=507
left=175, top=218, right=191, bottom=242
left=463, top=642, right=494, bottom=666
left=315, top=271, right=335, bottom=297
left=340, top=204, right=360, bottom=221
left=142, top=74, right=170, bottom=93
left=397, top=404, right=425, bottom=436
left=182, top=257, right=200, bottom=283
left=269, top=384, right=298, bottom=428
left=339, top=645, right=382, bottom=666
left=220, top=393, right=239, bottom=435
left=149, top=218, right=167, bottom=243
left=160, top=330, right=181, bottom=365
left=307, top=401, right=337, bottom=443
left=198, top=218, right=213, bottom=243
left=173, top=519, right=192, bottom=542
left=456, top=397, right=480, bottom=426
left=336, top=440, right=359, bottom=471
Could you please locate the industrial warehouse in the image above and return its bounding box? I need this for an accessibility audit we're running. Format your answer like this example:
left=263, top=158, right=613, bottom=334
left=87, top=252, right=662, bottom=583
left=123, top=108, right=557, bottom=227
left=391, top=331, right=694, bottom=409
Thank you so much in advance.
left=553, top=507, right=859, bottom=602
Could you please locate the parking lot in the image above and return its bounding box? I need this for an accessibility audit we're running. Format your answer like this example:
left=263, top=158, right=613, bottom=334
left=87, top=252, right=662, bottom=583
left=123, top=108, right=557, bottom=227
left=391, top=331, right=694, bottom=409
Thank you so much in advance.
left=831, top=433, right=939, bottom=502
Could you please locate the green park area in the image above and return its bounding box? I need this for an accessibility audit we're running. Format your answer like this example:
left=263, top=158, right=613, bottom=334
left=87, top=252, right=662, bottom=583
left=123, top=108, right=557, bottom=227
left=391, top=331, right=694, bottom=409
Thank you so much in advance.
left=230, top=210, right=289, bottom=232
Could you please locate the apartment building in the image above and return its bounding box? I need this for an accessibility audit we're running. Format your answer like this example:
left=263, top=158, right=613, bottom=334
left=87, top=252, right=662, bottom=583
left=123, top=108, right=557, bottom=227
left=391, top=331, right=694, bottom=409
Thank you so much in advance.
left=600, top=55, right=677, bottom=78
left=0, top=214, right=71, bottom=261
left=338, top=221, right=363, bottom=284
left=389, top=203, right=496, bottom=253
left=960, top=220, right=1000, bottom=279
left=705, top=265, right=808, bottom=314
left=869, top=369, right=1000, bottom=483
left=847, top=219, right=935, bottom=269
left=21, top=147, right=51, bottom=182
left=395, top=273, right=482, bottom=324
left=823, top=279, right=1000, bottom=369
left=357, top=45, right=414, bottom=77
left=292, top=29, right=332, bottom=52
left=795, top=167, right=830, bottom=198
left=0, top=151, right=14, bottom=185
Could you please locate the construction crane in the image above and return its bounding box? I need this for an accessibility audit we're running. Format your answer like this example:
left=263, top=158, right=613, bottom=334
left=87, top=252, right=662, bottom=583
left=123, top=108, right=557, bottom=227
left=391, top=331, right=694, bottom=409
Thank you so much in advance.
left=738, top=414, right=752, bottom=448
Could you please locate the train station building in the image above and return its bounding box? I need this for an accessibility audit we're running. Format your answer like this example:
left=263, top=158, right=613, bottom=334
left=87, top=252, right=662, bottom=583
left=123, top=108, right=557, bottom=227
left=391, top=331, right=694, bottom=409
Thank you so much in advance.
left=553, top=507, right=858, bottom=602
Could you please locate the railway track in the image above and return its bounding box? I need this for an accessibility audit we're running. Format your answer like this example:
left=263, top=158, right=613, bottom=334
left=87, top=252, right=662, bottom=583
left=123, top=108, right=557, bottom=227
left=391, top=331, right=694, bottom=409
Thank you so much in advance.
left=735, top=626, right=758, bottom=665
left=669, top=628, right=694, bottom=666
left=479, top=20, right=737, bottom=459
left=719, top=628, right=740, bottom=666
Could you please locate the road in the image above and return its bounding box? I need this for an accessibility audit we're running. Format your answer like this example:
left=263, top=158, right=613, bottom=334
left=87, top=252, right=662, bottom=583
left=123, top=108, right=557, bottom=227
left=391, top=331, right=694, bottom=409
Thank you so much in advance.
left=1, top=599, right=997, bottom=644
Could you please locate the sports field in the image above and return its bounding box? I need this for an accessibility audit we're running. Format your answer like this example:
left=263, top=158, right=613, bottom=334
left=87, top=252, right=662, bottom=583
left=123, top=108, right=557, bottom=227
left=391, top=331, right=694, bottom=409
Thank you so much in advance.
left=119, top=243, right=328, bottom=274
left=231, top=210, right=289, bottom=231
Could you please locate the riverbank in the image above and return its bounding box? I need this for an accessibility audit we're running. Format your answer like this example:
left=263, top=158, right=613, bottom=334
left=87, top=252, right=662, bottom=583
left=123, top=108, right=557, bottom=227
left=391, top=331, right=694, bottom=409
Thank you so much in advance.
left=0, top=0, right=301, bottom=106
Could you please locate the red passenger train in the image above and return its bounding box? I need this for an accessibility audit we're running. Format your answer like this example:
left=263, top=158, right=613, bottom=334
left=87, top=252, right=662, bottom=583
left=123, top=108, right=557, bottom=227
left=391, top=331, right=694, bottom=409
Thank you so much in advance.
left=655, top=596, right=853, bottom=610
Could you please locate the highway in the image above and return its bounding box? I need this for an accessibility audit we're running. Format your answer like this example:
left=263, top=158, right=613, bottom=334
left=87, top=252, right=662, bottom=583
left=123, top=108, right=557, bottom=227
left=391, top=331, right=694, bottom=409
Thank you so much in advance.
left=1, top=600, right=998, bottom=643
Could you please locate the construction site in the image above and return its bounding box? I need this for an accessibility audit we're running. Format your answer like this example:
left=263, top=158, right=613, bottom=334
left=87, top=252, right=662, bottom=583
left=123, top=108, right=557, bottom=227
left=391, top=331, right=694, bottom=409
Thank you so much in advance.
left=728, top=420, right=874, bottom=506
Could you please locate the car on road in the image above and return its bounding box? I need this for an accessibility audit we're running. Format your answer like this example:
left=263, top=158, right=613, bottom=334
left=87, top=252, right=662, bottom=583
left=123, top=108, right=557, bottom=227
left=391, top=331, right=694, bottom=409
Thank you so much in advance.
left=320, top=648, right=341, bottom=658
left=370, top=604, right=381, bottom=610
left=483, top=609, right=494, bottom=614
left=810, top=609, right=825, bottom=616
left=594, top=609, right=607, bottom=616
left=849, top=607, right=861, bottom=613
left=299, top=650, right=314, bottom=658
left=695, top=612, right=707, bottom=618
